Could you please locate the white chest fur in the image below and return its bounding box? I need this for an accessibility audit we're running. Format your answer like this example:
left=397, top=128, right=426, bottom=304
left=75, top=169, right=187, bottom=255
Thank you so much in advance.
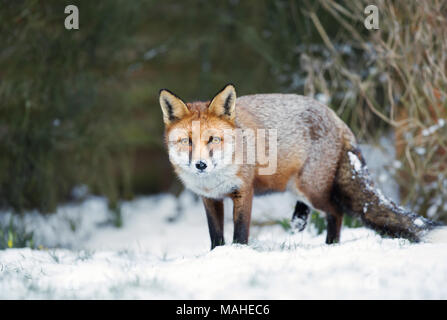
left=178, top=166, right=243, bottom=199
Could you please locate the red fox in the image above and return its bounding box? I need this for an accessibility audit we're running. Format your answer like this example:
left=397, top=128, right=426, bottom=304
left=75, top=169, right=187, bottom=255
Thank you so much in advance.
left=159, top=84, right=446, bottom=249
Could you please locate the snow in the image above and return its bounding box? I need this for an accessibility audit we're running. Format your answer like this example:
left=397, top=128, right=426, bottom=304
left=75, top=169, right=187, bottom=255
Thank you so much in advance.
left=414, top=218, right=425, bottom=227
left=1, top=141, right=446, bottom=299
left=348, top=141, right=399, bottom=209
left=422, top=118, right=445, bottom=137
left=424, top=227, right=447, bottom=244
left=1, top=191, right=447, bottom=299
left=360, top=136, right=400, bottom=203
left=348, top=151, right=362, bottom=172
left=315, top=93, right=330, bottom=104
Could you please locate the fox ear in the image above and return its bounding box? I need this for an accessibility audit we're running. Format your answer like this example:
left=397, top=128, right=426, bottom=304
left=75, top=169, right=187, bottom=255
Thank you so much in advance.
left=208, top=84, right=236, bottom=121
left=159, top=89, right=190, bottom=125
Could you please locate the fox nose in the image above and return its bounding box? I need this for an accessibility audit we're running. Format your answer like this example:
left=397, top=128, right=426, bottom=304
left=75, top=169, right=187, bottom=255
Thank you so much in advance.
left=195, top=161, right=207, bottom=171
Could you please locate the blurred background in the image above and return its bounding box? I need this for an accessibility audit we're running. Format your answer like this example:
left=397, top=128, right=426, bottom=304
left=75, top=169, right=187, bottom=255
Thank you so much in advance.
left=1, top=0, right=446, bottom=227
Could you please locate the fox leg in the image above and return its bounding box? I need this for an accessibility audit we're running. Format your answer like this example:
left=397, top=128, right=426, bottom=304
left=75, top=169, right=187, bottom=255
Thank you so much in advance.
left=202, top=197, right=225, bottom=249
left=291, top=201, right=310, bottom=231
left=231, top=188, right=254, bottom=245
left=325, top=204, right=344, bottom=244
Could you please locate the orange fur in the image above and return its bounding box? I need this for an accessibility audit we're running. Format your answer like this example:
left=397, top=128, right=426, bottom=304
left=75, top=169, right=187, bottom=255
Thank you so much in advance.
left=159, top=84, right=442, bottom=249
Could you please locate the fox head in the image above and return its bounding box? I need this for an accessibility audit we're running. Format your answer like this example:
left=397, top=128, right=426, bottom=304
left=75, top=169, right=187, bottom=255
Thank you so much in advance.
left=159, top=84, right=238, bottom=177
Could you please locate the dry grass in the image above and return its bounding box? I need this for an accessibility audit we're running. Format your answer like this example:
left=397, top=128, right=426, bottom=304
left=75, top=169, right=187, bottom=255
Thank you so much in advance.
left=306, top=0, right=447, bottom=220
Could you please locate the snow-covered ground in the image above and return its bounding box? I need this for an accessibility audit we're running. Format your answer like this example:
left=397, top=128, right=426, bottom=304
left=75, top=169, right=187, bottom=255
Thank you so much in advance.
left=1, top=141, right=447, bottom=299
left=1, top=191, right=447, bottom=299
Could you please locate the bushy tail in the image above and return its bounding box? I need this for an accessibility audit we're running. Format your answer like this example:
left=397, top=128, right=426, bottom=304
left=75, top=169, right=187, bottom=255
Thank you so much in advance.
left=333, top=146, right=444, bottom=242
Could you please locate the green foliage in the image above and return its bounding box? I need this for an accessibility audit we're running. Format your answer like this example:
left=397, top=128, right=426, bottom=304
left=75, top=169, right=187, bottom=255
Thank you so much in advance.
left=0, top=0, right=331, bottom=213
left=343, top=214, right=363, bottom=229
left=310, top=211, right=326, bottom=235
left=310, top=211, right=363, bottom=235
left=276, top=210, right=363, bottom=235
left=110, top=205, right=123, bottom=228
left=1, top=0, right=445, bottom=223
left=0, top=1, right=158, bottom=212
left=0, top=217, right=35, bottom=249
left=275, top=218, right=292, bottom=231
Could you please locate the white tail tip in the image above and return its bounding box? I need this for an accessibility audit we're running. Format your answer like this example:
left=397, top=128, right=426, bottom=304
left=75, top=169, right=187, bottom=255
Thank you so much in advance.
left=424, top=227, right=447, bottom=243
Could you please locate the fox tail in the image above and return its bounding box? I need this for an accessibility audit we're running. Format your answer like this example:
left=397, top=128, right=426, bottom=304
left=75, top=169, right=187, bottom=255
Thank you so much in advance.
left=333, top=145, right=446, bottom=243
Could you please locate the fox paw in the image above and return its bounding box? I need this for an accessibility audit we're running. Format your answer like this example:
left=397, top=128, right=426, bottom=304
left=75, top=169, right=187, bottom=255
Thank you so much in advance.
left=291, top=216, right=307, bottom=232
left=291, top=201, right=310, bottom=232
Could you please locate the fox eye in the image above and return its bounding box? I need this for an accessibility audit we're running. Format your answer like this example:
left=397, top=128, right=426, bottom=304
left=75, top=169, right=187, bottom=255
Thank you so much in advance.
left=210, top=136, right=221, bottom=144
left=180, top=138, right=190, bottom=145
